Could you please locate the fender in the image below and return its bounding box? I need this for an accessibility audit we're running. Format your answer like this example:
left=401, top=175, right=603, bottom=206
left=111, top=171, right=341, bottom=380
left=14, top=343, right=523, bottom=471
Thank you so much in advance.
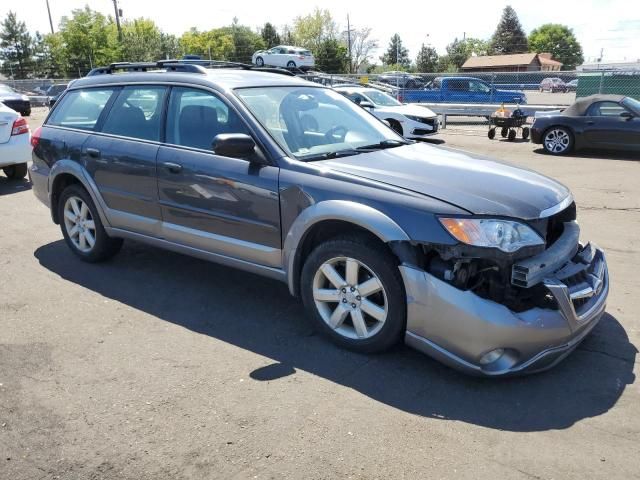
left=49, top=160, right=111, bottom=228
left=283, top=200, right=410, bottom=295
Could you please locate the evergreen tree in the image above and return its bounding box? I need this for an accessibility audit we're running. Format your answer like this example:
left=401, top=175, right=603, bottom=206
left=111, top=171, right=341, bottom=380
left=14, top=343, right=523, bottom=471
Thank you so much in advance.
left=381, top=34, right=410, bottom=68
left=415, top=44, right=438, bottom=72
left=489, top=6, right=528, bottom=54
left=0, top=11, right=33, bottom=79
left=261, top=23, right=280, bottom=48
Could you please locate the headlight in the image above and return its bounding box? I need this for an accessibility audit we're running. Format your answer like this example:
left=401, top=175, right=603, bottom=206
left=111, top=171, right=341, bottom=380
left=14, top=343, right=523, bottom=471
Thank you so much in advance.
left=405, top=114, right=433, bottom=123
left=439, top=218, right=544, bottom=253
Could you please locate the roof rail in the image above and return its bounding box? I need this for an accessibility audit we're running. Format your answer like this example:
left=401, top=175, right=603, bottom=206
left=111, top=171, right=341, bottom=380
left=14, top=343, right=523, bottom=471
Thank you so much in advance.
left=86, top=61, right=206, bottom=76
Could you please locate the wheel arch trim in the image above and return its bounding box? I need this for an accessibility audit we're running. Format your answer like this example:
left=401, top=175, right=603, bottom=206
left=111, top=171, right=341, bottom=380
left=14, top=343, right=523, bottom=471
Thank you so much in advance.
left=283, top=200, right=410, bottom=296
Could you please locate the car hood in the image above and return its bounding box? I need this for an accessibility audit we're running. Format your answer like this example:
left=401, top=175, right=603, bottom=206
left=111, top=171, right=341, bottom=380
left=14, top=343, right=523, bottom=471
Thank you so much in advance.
left=379, top=104, right=437, bottom=117
left=319, top=143, right=570, bottom=219
left=0, top=92, right=28, bottom=101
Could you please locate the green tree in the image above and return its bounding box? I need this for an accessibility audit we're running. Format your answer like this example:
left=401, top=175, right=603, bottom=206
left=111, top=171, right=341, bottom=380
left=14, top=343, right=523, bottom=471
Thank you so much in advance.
left=179, top=28, right=235, bottom=60
left=315, top=38, right=348, bottom=73
left=350, top=27, right=378, bottom=73
left=59, top=7, right=120, bottom=74
left=261, top=22, right=280, bottom=49
left=219, top=19, right=265, bottom=63
left=121, top=18, right=163, bottom=62
left=0, top=11, right=33, bottom=79
left=415, top=44, right=438, bottom=72
left=489, top=5, right=528, bottom=54
left=381, top=34, right=410, bottom=68
left=292, top=8, right=338, bottom=52
left=446, top=37, right=490, bottom=69
left=160, top=33, right=181, bottom=59
left=529, top=24, right=583, bottom=70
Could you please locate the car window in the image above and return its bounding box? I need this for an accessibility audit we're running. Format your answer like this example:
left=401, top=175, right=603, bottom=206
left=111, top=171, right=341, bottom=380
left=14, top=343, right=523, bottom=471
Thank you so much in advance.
left=47, top=88, right=116, bottom=130
left=101, top=87, right=166, bottom=141
left=166, top=87, right=250, bottom=151
left=346, top=93, right=367, bottom=105
left=586, top=101, right=627, bottom=117
left=469, top=80, right=491, bottom=93
left=448, top=80, right=469, bottom=91
left=362, top=90, right=401, bottom=106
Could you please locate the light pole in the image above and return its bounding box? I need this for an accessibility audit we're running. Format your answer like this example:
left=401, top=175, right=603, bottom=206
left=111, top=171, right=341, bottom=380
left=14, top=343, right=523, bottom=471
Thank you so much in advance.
left=112, top=0, right=123, bottom=42
left=45, top=0, right=55, bottom=34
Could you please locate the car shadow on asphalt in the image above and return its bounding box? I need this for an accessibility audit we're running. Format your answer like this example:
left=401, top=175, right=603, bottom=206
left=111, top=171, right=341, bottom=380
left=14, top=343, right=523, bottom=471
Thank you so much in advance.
left=0, top=177, right=31, bottom=196
left=533, top=148, right=640, bottom=161
left=35, top=239, right=637, bottom=433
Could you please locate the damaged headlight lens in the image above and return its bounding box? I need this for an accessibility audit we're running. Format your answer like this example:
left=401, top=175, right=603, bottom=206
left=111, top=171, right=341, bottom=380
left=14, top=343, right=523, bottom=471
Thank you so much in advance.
left=439, top=218, right=544, bottom=253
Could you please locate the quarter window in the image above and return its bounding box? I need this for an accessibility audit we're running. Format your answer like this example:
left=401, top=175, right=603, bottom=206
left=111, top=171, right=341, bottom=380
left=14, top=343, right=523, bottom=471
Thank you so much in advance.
left=166, top=87, right=250, bottom=151
left=101, top=87, right=166, bottom=141
left=47, top=88, right=115, bottom=130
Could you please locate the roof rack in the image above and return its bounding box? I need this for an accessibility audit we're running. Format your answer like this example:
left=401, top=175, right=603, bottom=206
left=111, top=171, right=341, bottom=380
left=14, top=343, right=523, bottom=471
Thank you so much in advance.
left=87, top=61, right=207, bottom=76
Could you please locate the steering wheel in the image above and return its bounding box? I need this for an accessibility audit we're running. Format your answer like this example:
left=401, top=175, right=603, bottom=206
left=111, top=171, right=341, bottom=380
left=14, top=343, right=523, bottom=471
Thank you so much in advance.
left=324, top=125, right=348, bottom=142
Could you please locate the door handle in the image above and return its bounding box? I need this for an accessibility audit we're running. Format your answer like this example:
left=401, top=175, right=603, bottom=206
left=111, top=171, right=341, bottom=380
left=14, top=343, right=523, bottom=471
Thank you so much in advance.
left=162, top=161, right=183, bottom=173
left=86, top=148, right=101, bottom=158
left=586, top=121, right=595, bottom=125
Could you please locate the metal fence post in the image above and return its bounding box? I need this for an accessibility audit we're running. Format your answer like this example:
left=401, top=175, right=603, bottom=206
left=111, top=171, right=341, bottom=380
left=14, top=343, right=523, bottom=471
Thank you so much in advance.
left=598, top=71, right=605, bottom=94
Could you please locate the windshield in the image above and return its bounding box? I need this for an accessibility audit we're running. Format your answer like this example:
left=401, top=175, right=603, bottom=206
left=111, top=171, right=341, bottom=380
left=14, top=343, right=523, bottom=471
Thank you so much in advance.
left=363, top=90, right=401, bottom=106
left=622, top=97, right=640, bottom=114
left=236, top=86, right=405, bottom=161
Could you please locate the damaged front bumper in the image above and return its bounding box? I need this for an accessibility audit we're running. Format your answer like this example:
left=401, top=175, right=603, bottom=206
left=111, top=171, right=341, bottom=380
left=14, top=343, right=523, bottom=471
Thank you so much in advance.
left=400, top=240, right=609, bottom=376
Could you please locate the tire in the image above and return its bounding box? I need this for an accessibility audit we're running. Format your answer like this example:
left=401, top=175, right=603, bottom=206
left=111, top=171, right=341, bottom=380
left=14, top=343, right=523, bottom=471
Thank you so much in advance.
left=387, top=119, right=403, bottom=136
left=508, top=129, right=516, bottom=141
left=488, top=128, right=496, bottom=139
left=57, top=184, right=123, bottom=262
left=522, top=127, right=530, bottom=140
left=3, top=163, right=28, bottom=179
left=287, top=61, right=296, bottom=68
left=300, top=235, right=406, bottom=353
left=542, top=126, right=574, bottom=155
left=500, top=127, right=508, bottom=138
left=255, top=56, right=264, bottom=67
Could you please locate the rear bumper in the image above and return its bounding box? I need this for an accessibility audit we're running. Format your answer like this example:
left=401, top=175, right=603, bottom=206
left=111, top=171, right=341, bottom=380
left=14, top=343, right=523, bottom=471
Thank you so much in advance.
left=0, top=134, right=31, bottom=167
left=400, top=243, right=609, bottom=377
left=531, top=126, right=544, bottom=144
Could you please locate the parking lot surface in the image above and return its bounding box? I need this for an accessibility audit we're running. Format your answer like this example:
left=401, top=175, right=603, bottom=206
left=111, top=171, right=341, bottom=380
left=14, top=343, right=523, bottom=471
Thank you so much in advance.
left=1, top=108, right=638, bottom=479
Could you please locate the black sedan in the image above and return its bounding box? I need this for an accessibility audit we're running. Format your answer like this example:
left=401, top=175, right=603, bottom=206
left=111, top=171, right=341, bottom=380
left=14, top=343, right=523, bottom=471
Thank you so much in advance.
left=0, top=84, right=31, bottom=116
left=531, top=94, right=640, bottom=155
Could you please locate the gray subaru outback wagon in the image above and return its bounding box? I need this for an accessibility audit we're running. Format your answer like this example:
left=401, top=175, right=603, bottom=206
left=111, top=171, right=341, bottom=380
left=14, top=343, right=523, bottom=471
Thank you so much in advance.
left=30, top=61, right=609, bottom=376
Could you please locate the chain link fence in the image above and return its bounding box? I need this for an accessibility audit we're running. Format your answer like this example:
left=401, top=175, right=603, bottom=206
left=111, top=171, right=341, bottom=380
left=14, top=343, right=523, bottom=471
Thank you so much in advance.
left=2, top=68, right=638, bottom=134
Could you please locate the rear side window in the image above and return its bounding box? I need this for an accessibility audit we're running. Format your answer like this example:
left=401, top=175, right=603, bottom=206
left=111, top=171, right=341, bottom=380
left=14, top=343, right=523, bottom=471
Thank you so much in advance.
left=166, top=87, right=250, bottom=151
left=48, top=89, right=115, bottom=130
left=101, top=86, right=166, bottom=141
left=586, top=101, right=626, bottom=117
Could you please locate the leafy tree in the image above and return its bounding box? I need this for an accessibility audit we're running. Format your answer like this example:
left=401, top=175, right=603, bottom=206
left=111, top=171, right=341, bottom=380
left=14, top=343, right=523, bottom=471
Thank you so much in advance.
left=435, top=55, right=457, bottom=73
left=380, top=34, right=410, bottom=69
left=315, top=38, right=348, bottom=73
left=415, top=44, right=438, bottom=72
left=59, top=7, right=120, bottom=74
left=121, top=18, right=163, bottom=62
left=160, top=33, right=181, bottom=59
left=179, top=28, right=235, bottom=60
left=529, top=24, right=583, bottom=70
left=261, top=22, right=280, bottom=49
left=292, top=8, right=338, bottom=52
left=219, top=19, right=265, bottom=63
left=349, top=27, right=378, bottom=73
left=489, top=5, right=528, bottom=54
left=0, top=11, right=33, bottom=79
left=446, top=37, right=490, bottom=69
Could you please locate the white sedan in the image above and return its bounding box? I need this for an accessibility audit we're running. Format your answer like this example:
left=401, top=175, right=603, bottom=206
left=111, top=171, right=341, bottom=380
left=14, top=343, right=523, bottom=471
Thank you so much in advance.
left=334, top=86, right=439, bottom=140
left=0, top=102, right=31, bottom=180
left=252, top=45, right=315, bottom=70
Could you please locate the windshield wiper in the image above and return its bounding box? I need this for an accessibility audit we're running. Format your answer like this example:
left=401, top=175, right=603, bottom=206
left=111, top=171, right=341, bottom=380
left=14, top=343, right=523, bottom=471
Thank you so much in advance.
left=302, top=149, right=365, bottom=162
left=355, top=139, right=410, bottom=150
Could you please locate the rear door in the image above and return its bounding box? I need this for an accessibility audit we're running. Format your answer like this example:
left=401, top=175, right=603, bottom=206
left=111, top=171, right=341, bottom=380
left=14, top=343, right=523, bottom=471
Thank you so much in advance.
left=83, top=85, right=167, bottom=236
left=446, top=79, right=471, bottom=103
left=582, top=101, right=639, bottom=149
left=156, top=86, right=281, bottom=267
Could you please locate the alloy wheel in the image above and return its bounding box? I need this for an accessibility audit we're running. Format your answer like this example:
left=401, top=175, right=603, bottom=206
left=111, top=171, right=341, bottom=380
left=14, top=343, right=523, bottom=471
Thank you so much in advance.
left=63, top=196, right=97, bottom=253
left=312, top=256, right=388, bottom=340
left=544, top=129, right=571, bottom=153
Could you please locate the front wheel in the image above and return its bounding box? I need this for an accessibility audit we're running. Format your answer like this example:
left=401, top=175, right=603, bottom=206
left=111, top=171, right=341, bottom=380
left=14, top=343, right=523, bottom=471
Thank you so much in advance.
left=543, top=127, right=574, bottom=155
left=301, top=236, right=406, bottom=353
left=3, top=163, right=28, bottom=179
left=58, top=184, right=123, bottom=262
left=255, top=56, right=264, bottom=67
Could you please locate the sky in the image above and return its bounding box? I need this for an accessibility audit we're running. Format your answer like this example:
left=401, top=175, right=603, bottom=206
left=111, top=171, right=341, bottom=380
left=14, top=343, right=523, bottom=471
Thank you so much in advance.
left=2, top=0, right=639, bottom=64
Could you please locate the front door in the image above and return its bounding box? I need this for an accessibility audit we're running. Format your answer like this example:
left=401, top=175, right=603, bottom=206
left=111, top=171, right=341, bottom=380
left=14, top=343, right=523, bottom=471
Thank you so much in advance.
left=582, top=101, right=640, bottom=149
left=156, top=87, right=281, bottom=267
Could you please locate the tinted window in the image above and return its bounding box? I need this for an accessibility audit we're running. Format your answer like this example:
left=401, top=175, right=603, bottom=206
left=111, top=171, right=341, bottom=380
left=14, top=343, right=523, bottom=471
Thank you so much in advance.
left=448, top=80, right=469, bottom=91
left=587, top=101, right=626, bottom=117
left=469, top=80, right=491, bottom=93
left=48, top=89, right=115, bottom=130
left=101, top=86, right=166, bottom=141
left=166, top=87, right=250, bottom=150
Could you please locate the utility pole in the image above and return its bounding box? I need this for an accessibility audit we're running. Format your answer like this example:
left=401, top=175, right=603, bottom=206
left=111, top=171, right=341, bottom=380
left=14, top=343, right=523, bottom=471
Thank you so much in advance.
left=345, top=15, right=353, bottom=73
left=45, top=0, right=55, bottom=34
left=112, top=0, right=123, bottom=42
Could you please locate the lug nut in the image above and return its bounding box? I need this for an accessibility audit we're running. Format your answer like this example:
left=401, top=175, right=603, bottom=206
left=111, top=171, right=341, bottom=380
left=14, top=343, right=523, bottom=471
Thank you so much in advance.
left=350, top=287, right=355, bottom=292
left=341, top=288, right=346, bottom=293
left=356, top=296, right=361, bottom=301
left=351, top=303, right=356, bottom=308
left=342, top=298, right=347, bottom=303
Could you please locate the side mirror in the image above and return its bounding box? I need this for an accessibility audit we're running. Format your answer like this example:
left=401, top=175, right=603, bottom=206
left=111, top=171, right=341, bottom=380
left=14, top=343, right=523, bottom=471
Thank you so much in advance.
left=359, top=101, right=375, bottom=109
left=212, top=133, right=256, bottom=159
left=620, top=111, right=634, bottom=120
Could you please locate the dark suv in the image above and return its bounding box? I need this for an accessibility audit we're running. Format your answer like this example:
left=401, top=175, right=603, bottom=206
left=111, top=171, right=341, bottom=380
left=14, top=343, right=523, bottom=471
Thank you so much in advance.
left=30, top=61, right=609, bottom=376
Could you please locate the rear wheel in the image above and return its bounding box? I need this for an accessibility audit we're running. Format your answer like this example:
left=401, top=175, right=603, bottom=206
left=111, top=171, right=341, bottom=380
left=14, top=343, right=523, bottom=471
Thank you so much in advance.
left=508, top=129, right=517, bottom=141
left=287, top=61, right=296, bottom=68
left=543, top=127, right=574, bottom=155
left=3, top=163, right=28, bottom=179
left=255, top=56, right=264, bottom=67
left=500, top=127, right=508, bottom=138
left=301, top=236, right=406, bottom=353
left=58, top=184, right=123, bottom=262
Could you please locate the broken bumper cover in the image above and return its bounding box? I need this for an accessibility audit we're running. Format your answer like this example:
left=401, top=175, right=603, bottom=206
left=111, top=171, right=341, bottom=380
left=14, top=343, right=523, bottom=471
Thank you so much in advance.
left=400, top=244, right=609, bottom=376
